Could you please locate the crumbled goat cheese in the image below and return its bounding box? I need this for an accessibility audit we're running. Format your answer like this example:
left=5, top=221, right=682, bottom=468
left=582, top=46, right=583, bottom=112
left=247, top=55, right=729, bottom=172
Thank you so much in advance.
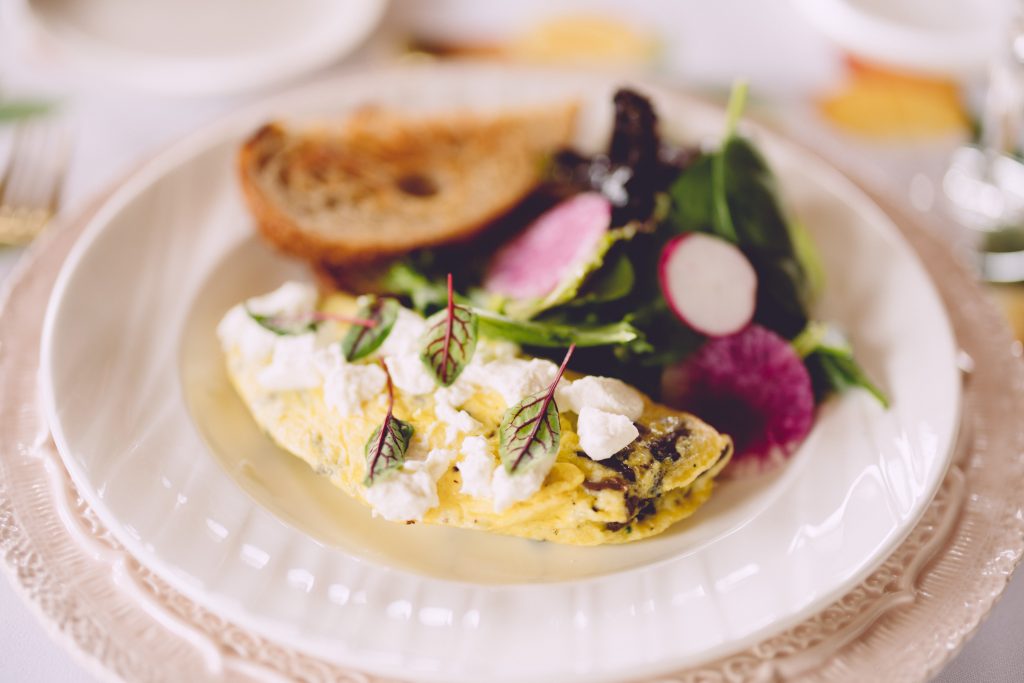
left=435, top=401, right=481, bottom=435
left=556, top=376, right=644, bottom=421
left=462, top=358, right=558, bottom=406
left=246, top=281, right=318, bottom=317
left=385, top=354, right=437, bottom=396
left=322, top=362, right=388, bottom=417
left=434, top=379, right=476, bottom=409
left=576, top=406, right=640, bottom=460
left=217, top=281, right=318, bottom=362
left=458, top=436, right=496, bottom=499
left=217, top=305, right=279, bottom=361
left=363, top=447, right=457, bottom=522
left=492, top=459, right=552, bottom=513
left=257, top=333, right=323, bottom=391
left=378, top=307, right=428, bottom=357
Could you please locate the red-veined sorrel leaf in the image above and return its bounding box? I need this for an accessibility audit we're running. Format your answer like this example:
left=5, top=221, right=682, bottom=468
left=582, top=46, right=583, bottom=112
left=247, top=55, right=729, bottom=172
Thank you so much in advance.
left=499, top=344, right=576, bottom=474
left=364, top=362, right=414, bottom=485
left=247, top=309, right=378, bottom=336
left=342, top=297, right=400, bottom=361
left=420, top=274, right=478, bottom=387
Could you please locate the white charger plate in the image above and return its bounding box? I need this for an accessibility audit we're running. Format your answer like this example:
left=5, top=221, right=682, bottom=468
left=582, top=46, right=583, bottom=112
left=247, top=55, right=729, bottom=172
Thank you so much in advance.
left=39, top=64, right=959, bottom=683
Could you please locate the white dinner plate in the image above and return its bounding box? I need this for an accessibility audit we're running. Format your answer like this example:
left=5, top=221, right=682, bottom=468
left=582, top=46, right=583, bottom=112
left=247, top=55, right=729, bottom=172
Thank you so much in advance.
left=12, top=0, right=387, bottom=96
left=40, top=63, right=959, bottom=683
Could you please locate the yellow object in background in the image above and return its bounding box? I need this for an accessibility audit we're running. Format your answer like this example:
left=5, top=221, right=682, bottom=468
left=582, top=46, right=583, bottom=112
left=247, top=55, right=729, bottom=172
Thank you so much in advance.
left=408, top=14, right=658, bottom=67
left=509, top=15, right=658, bottom=66
left=819, top=60, right=969, bottom=138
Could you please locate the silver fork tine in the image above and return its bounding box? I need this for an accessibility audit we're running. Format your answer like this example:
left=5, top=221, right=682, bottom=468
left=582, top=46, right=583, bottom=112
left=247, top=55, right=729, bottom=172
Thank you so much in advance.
left=0, top=120, right=69, bottom=245
left=0, top=124, right=24, bottom=208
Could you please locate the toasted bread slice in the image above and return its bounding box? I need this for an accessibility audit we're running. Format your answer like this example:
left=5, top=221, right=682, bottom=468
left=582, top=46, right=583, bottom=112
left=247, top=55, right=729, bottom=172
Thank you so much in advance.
left=237, top=102, right=578, bottom=264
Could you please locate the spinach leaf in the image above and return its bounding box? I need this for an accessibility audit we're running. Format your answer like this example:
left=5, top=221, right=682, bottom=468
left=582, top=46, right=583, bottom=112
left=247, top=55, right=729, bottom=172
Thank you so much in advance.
left=569, top=252, right=635, bottom=306
left=666, top=87, right=811, bottom=338
left=805, top=348, right=889, bottom=408
left=793, top=322, right=889, bottom=407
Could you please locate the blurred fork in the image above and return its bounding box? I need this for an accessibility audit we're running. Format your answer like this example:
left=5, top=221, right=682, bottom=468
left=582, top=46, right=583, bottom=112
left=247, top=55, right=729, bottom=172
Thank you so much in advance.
left=0, top=121, right=71, bottom=246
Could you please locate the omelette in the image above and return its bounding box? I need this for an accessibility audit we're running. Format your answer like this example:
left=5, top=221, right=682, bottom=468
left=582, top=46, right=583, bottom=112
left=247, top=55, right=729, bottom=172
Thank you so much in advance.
left=218, top=282, right=732, bottom=545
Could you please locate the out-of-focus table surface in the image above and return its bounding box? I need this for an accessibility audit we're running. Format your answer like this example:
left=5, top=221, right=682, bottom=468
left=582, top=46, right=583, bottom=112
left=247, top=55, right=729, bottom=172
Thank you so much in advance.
left=1, top=1, right=1021, bottom=681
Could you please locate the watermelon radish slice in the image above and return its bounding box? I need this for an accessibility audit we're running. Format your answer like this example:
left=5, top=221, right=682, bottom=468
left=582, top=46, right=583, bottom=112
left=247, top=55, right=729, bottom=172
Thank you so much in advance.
left=659, top=232, right=757, bottom=337
left=662, top=324, right=814, bottom=473
left=484, top=193, right=612, bottom=300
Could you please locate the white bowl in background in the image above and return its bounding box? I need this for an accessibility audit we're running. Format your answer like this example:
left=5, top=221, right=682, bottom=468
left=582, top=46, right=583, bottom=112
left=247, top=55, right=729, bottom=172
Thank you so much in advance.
left=12, top=0, right=387, bottom=97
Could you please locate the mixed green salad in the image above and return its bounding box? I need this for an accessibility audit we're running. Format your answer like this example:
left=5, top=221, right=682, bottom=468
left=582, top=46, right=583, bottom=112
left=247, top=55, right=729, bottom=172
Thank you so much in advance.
left=358, top=84, right=886, bottom=468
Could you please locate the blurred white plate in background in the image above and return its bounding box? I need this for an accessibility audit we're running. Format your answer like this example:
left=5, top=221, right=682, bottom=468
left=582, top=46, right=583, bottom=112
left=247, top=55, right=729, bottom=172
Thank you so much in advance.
left=791, top=0, right=1011, bottom=76
left=13, top=0, right=387, bottom=96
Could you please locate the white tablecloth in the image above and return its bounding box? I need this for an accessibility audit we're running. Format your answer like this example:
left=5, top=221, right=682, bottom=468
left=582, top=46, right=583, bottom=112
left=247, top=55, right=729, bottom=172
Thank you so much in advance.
left=1, top=1, right=1020, bottom=680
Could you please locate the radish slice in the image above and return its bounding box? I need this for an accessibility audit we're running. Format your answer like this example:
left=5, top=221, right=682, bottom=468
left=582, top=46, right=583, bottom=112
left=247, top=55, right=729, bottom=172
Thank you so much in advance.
left=658, top=232, right=757, bottom=337
left=484, top=193, right=611, bottom=300
left=661, top=324, right=814, bottom=473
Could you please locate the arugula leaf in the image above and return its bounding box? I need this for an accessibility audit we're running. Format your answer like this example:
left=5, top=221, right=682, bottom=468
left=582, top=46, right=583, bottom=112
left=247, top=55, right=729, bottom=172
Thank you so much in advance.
left=793, top=322, right=889, bottom=407
left=364, top=364, right=414, bottom=485
left=420, top=275, right=479, bottom=387
left=499, top=345, right=573, bottom=473
left=342, top=297, right=400, bottom=361
left=476, top=308, right=648, bottom=349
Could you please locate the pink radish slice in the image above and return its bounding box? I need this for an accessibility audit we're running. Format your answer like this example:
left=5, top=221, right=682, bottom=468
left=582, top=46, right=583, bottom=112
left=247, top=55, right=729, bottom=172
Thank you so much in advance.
left=484, top=193, right=612, bottom=300
left=658, top=232, right=757, bottom=337
left=661, top=324, right=814, bottom=472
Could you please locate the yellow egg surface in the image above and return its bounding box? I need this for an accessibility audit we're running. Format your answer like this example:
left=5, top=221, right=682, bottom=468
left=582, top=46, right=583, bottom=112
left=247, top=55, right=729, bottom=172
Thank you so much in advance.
left=223, top=295, right=733, bottom=546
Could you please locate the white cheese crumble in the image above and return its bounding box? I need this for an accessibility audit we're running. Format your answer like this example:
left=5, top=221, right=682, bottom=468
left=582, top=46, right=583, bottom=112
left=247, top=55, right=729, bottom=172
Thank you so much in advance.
left=247, top=281, right=318, bottom=317
left=217, top=305, right=279, bottom=361
left=463, top=358, right=558, bottom=406
left=385, top=353, right=437, bottom=396
left=322, top=362, right=388, bottom=417
left=378, top=307, right=428, bottom=357
left=217, top=281, right=318, bottom=363
left=434, top=401, right=482, bottom=445
left=492, top=460, right=552, bottom=513
left=458, top=436, right=495, bottom=499
left=257, top=333, right=323, bottom=391
left=363, top=447, right=457, bottom=522
left=576, top=406, right=640, bottom=460
left=434, top=380, right=476, bottom=409
left=476, top=340, right=519, bottom=362
left=556, top=376, right=644, bottom=420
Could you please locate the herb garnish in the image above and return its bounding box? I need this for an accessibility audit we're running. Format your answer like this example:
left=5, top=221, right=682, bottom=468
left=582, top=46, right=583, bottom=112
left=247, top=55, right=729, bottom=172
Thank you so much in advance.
left=792, top=322, right=889, bottom=407
left=499, top=344, right=575, bottom=474
left=364, top=362, right=414, bottom=486
left=421, top=274, right=478, bottom=387
left=342, top=296, right=400, bottom=361
left=247, top=309, right=378, bottom=336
